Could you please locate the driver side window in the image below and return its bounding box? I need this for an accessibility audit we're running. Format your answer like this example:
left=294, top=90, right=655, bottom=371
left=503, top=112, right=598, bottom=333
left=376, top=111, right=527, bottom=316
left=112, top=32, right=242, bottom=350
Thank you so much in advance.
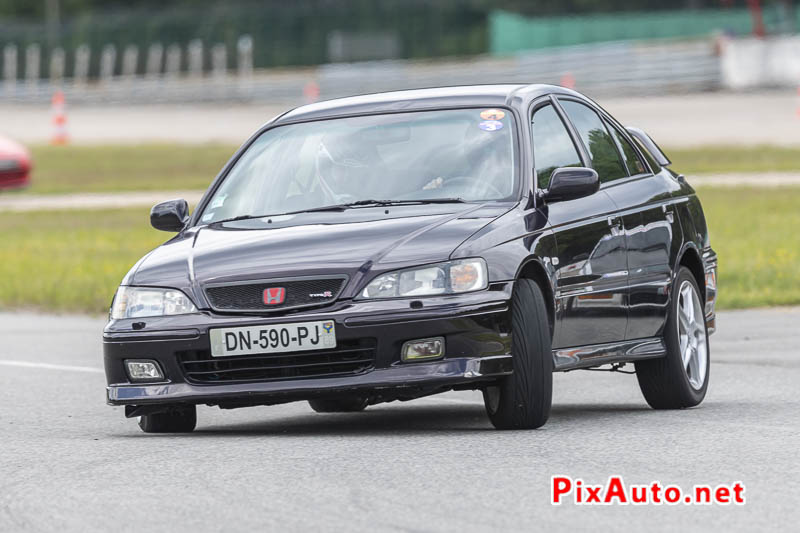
left=531, top=104, right=583, bottom=190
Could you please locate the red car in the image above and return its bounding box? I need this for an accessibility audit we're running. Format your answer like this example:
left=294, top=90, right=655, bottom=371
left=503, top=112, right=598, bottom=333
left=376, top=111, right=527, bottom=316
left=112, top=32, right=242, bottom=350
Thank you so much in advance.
left=0, top=135, right=32, bottom=190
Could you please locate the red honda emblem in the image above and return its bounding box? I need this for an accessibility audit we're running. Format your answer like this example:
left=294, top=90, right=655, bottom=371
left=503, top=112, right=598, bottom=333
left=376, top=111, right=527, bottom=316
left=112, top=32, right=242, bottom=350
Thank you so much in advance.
left=263, top=287, right=286, bottom=305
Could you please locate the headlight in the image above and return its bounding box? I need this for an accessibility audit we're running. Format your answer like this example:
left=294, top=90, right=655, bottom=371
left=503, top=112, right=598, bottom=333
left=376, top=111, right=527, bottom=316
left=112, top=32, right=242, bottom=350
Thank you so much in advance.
left=110, top=286, right=197, bottom=319
left=360, top=258, right=488, bottom=299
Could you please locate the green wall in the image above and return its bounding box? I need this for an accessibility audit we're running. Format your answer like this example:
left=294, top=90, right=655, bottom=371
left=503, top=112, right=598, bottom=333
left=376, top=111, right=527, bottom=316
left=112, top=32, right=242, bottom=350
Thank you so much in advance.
left=489, top=7, right=797, bottom=54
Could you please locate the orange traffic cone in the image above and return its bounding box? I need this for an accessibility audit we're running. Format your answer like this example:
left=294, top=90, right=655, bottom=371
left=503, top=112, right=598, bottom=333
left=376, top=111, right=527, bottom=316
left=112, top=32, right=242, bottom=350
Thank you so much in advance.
left=796, top=86, right=800, bottom=119
left=560, top=73, right=576, bottom=90
left=303, top=81, right=320, bottom=104
left=51, top=90, right=69, bottom=145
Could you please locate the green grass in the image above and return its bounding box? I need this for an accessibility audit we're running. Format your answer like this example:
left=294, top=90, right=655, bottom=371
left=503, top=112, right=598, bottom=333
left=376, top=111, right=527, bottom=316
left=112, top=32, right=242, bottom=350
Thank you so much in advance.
left=0, top=209, right=166, bottom=314
left=0, top=187, right=797, bottom=314
left=669, top=145, right=800, bottom=175
left=23, top=144, right=237, bottom=194
left=695, top=186, right=800, bottom=309
left=0, top=143, right=796, bottom=197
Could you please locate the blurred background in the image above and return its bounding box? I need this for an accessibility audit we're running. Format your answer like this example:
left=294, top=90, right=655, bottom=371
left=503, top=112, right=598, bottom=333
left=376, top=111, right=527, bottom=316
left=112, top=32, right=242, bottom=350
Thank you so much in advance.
left=0, top=0, right=798, bottom=315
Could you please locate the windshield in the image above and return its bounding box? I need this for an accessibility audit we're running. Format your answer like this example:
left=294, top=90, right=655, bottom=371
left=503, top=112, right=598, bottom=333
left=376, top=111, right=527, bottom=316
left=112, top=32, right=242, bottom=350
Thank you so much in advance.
left=199, top=108, right=517, bottom=224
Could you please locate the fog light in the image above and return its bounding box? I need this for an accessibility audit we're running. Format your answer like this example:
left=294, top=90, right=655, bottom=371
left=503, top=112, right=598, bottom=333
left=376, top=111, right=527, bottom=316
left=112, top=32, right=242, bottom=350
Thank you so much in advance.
left=125, top=359, right=164, bottom=382
left=401, top=337, right=445, bottom=362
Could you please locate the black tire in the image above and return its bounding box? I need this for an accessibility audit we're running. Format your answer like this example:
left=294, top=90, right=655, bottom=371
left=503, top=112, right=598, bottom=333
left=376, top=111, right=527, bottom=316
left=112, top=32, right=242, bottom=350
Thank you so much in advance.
left=308, top=396, right=369, bottom=413
left=483, top=279, right=553, bottom=430
left=138, top=405, right=197, bottom=433
left=635, top=266, right=710, bottom=409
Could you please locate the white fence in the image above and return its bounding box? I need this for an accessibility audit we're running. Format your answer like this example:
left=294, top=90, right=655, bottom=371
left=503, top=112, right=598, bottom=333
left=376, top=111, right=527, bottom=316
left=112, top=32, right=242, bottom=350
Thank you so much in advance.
left=0, top=36, right=787, bottom=105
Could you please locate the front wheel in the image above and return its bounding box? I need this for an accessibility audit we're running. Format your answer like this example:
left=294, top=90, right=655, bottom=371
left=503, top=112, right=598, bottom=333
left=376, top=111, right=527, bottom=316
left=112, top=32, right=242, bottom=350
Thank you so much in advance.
left=483, top=279, right=553, bottom=430
left=635, top=266, right=710, bottom=409
left=308, top=396, right=369, bottom=413
left=138, top=405, right=197, bottom=433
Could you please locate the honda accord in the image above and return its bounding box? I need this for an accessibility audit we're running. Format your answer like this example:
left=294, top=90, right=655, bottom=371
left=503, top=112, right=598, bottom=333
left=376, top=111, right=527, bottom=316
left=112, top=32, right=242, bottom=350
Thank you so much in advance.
left=104, top=84, right=717, bottom=432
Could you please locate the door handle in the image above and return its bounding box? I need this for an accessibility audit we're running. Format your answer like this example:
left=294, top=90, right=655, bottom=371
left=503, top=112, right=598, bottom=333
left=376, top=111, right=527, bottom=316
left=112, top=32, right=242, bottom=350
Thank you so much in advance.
left=661, top=204, right=674, bottom=223
left=607, top=216, right=622, bottom=236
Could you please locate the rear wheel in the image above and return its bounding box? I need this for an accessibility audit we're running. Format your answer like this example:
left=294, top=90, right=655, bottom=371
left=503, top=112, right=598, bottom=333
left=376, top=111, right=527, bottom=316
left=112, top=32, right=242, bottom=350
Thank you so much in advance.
left=308, top=396, right=369, bottom=413
left=636, top=266, right=709, bottom=409
left=483, top=279, right=552, bottom=430
left=138, top=405, right=197, bottom=433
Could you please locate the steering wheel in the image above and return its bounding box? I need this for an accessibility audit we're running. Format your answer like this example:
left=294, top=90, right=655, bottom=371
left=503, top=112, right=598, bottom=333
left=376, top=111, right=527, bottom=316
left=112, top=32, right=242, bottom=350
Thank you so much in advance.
left=442, top=176, right=504, bottom=198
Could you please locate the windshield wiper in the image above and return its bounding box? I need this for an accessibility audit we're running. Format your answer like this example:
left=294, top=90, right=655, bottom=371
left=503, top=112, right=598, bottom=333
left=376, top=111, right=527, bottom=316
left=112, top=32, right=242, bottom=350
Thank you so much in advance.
left=210, top=198, right=468, bottom=224
left=344, top=198, right=467, bottom=207
left=277, top=198, right=468, bottom=215
left=208, top=214, right=267, bottom=225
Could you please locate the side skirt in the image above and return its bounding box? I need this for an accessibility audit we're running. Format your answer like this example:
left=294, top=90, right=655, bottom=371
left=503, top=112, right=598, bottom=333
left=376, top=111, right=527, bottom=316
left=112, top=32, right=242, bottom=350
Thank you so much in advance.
left=553, top=337, right=666, bottom=372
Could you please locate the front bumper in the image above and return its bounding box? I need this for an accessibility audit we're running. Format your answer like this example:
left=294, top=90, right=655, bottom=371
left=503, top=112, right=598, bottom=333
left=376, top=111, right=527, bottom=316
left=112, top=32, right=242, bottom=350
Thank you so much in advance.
left=104, top=286, right=513, bottom=407
left=107, top=355, right=512, bottom=405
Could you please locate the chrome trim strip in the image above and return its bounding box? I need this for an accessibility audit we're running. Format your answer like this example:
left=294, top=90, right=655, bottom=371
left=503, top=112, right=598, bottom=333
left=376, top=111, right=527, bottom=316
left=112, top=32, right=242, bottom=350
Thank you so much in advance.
left=103, top=329, right=201, bottom=342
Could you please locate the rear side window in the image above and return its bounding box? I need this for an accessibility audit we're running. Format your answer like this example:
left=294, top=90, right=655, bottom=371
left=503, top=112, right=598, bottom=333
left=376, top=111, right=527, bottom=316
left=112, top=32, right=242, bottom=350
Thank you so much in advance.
left=606, top=121, right=647, bottom=175
left=559, top=100, right=627, bottom=184
left=530, top=104, right=583, bottom=189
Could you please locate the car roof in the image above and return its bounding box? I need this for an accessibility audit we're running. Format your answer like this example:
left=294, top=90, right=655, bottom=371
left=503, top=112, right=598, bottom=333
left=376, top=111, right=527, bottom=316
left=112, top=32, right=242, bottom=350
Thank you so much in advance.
left=275, top=83, right=579, bottom=124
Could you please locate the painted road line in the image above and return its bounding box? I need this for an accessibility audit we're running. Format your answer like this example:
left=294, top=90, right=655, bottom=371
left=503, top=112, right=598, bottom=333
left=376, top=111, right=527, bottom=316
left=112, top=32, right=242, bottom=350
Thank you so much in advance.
left=0, top=191, right=205, bottom=213
left=0, top=360, right=104, bottom=374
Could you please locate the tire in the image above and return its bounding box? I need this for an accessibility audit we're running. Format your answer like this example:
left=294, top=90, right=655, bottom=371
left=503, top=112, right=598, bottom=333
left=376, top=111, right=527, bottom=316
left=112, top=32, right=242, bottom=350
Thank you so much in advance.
left=138, top=405, right=197, bottom=433
left=483, top=279, right=553, bottom=430
left=308, top=396, right=369, bottom=413
left=635, top=266, right=710, bottom=409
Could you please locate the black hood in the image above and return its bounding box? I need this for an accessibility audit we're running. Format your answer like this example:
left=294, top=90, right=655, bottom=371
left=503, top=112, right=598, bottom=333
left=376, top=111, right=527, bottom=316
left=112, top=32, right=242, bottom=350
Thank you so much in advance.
left=129, top=203, right=510, bottom=307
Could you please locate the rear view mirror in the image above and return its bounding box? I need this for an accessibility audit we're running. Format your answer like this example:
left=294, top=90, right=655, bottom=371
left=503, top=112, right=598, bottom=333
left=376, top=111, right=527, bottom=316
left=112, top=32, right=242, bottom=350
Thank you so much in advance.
left=540, top=167, right=599, bottom=203
left=150, top=199, right=189, bottom=232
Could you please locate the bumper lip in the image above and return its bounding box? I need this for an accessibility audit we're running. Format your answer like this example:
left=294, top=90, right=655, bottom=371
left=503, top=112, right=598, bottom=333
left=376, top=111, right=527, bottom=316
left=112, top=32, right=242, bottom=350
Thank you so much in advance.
left=106, top=354, right=512, bottom=405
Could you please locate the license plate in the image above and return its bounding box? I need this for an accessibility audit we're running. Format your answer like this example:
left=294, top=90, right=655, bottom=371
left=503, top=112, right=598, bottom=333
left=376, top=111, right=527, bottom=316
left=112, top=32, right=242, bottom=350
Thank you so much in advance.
left=209, top=320, right=336, bottom=357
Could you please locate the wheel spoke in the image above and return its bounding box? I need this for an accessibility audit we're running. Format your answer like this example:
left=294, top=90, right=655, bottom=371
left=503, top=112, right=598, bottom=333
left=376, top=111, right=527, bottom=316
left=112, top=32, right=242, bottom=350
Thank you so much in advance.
left=682, top=286, right=695, bottom=322
left=682, top=340, right=692, bottom=368
left=689, top=346, right=700, bottom=382
left=679, top=310, right=691, bottom=334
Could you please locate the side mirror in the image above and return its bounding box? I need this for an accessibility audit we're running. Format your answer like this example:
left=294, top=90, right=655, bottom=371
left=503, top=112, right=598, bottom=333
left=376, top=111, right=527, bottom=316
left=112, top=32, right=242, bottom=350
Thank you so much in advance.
left=540, top=167, right=599, bottom=203
left=150, top=199, right=189, bottom=232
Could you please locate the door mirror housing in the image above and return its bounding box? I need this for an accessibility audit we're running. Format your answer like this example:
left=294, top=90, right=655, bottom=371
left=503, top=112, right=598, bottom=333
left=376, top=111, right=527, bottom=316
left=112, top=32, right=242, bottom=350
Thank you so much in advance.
left=150, top=199, right=189, bottom=232
left=539, top=167, right=599, bottom=203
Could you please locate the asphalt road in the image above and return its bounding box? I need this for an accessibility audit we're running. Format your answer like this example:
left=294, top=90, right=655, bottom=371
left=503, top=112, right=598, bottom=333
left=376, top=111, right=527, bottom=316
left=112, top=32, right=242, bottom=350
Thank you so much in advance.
left=1, top=308, right=798, bottom=531
left=2, top=90, right=798, bottom=147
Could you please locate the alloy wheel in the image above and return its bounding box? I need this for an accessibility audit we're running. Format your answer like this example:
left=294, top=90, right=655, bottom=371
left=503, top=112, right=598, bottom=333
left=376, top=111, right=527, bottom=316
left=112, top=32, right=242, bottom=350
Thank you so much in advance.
left=677, top=280, right=708, bottom=390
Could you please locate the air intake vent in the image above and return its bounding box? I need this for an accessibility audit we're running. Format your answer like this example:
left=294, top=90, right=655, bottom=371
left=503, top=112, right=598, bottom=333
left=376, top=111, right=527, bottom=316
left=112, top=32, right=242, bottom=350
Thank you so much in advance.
left=178, top=338, right=376, bottom=383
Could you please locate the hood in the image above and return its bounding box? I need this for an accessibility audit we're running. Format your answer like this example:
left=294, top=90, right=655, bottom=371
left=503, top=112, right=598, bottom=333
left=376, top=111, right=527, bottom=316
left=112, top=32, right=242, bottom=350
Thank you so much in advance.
left=130, top=203, right=511, bottom=305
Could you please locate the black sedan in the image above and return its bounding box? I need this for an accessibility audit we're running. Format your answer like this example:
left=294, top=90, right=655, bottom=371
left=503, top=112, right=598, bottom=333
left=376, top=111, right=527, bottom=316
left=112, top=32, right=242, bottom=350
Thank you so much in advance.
left=104, top=84, right=717, bottom=432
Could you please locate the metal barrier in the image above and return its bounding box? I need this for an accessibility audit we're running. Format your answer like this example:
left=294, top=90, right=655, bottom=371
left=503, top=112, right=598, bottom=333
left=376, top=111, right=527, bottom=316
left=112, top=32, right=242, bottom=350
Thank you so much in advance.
left=0, top=37, right=722, bottom=105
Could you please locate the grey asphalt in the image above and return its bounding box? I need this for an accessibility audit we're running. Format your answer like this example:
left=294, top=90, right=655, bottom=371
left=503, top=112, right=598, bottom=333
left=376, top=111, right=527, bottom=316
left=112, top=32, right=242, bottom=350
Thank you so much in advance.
left=1, top=308, right=798, bottom=531
left=2, top=90, right=799, bottom=147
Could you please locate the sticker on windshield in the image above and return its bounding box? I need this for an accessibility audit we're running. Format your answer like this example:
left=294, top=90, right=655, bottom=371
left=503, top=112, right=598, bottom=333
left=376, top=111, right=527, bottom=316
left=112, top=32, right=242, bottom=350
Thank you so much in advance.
left=209, top=194, right=227, bottom=209
left=480, top=109, right=505, bottom=120
left=478, top=120, right=504, bottom=132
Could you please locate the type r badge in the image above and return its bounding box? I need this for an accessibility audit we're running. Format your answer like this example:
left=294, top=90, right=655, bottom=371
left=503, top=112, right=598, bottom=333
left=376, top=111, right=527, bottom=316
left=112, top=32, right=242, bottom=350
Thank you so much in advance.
left=309, top=291, right=333, bottom=298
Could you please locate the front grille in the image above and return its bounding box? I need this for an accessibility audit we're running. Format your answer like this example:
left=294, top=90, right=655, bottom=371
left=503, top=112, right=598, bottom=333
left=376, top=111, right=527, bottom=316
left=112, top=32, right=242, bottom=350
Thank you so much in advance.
left=178, top=338, right=376, bottom=383
left=205, top=276, right=347, bottom=312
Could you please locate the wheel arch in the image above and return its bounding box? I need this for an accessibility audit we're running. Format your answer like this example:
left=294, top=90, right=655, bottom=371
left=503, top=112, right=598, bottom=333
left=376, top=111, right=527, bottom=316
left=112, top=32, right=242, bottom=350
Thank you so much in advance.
left=515, top=258, right=556, bottom=334
left=677, top=244, right=705, bottom=303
